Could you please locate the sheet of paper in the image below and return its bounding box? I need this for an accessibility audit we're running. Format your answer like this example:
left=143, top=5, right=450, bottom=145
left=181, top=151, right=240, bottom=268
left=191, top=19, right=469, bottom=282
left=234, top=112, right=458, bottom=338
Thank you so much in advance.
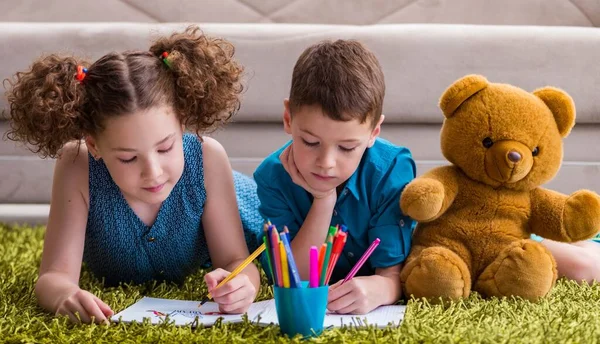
left=111, top=297, right=273, bottom=327
left=245, top=299, right=406, bottom=329
left=323, top=304, right=406, bottom=328
left=112, top=297, right=405, bottom=329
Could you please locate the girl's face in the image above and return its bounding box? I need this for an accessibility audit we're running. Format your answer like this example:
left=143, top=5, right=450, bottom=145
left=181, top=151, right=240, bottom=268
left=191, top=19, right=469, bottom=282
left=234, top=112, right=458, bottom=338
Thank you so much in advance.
left=86, top=105, right=185, bottom=205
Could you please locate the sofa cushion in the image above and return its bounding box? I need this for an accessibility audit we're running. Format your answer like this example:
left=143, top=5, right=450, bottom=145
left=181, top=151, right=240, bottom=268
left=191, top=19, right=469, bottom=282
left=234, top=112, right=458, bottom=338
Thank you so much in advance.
left=0, top=23, right=599, bottom=125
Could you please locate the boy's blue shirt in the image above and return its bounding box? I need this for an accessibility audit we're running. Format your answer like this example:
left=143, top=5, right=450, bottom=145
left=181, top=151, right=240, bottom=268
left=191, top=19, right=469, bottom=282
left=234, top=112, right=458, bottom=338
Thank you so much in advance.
left=253, top=137, right=416, bottom=283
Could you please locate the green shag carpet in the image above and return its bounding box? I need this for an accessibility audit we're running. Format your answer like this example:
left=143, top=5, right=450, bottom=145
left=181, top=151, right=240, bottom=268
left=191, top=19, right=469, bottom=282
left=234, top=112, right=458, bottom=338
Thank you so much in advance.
left=2, top=224, right=600, bottom=343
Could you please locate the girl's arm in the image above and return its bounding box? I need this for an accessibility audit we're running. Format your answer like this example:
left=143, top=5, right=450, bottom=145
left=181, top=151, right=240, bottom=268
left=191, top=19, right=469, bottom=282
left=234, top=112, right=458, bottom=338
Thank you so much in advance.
left=35, top=143, right=112, bottom=323
left=201, top=137, right=261, bottom=310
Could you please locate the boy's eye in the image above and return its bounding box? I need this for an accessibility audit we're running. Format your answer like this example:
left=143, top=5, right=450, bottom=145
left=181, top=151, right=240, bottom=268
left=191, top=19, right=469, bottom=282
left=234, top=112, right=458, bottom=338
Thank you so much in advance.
left=339, top=146, right=357, bottom=152
left=301, top=139, right=318, bottom=147
left=158, top=144, right=174, bottom=153
left=119, top=157, right=137, bottom=164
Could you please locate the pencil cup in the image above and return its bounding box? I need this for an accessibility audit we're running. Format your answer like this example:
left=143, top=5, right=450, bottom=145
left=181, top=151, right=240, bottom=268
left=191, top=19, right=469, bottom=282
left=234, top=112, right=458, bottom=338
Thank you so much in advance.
left=273, top=281, right=328, bottom=338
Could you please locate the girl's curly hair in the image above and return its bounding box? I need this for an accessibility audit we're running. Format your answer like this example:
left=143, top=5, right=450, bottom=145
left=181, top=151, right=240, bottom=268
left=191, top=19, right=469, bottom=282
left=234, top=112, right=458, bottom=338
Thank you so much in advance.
left=5, top=25, right=244, bottom=158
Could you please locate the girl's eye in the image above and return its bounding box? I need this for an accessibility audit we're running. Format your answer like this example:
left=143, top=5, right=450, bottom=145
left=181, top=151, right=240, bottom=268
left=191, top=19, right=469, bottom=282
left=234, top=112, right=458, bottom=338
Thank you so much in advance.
left=339, top=146, right=357, bottom=152
left=301, top=139, right=318, bottom=147
left=119, top=157, right=137, bottom=164
left=159, top=144, right=174, bottom=154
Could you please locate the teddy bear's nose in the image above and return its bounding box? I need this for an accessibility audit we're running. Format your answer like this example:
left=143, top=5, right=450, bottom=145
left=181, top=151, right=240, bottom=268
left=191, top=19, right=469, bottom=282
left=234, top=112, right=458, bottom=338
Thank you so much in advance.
left=508, top=151, right=522, bottom=163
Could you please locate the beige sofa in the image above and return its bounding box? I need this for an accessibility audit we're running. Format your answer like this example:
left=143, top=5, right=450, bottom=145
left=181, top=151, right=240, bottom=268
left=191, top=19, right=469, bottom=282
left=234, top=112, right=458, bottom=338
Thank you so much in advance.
left=1, top=1, right=599, bottom=224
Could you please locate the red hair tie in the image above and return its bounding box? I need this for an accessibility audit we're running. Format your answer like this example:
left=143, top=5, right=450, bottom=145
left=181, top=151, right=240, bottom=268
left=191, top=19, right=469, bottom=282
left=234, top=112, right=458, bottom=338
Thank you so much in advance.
left=75, top=65, right=88, bottom=83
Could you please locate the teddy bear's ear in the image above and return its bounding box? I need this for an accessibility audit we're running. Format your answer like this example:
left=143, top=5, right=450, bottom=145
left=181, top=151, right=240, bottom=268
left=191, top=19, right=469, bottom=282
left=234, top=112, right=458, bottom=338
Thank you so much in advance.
left=533, top=87, right=575, bottom=138
left=439, top=74, right=489, bottom=118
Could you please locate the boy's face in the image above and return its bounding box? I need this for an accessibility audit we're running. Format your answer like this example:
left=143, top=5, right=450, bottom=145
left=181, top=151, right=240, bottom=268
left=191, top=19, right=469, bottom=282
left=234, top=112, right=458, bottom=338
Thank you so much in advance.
left=86, top=105, right=185, bottom=205
left=283, top=100, right=384, bottom=193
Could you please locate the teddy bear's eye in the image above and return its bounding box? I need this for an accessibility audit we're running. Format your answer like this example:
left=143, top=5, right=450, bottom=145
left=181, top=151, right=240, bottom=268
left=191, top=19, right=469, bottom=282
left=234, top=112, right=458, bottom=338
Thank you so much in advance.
left=482, top=137, right=494, bottom=148
left=532, top=147, right=540, bottom=156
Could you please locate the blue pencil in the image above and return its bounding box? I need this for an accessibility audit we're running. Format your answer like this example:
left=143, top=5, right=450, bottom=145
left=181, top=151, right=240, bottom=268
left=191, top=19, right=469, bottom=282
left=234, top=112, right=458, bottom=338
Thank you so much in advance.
left=280, top=233, right=302, bottom=288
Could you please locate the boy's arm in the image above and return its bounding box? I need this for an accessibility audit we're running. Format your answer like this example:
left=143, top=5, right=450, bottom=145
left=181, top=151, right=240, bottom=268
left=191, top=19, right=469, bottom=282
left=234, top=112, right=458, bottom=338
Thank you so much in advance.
left=289, top=194, right=336, bottom=280
left=254, top=169, right=336, bottom=281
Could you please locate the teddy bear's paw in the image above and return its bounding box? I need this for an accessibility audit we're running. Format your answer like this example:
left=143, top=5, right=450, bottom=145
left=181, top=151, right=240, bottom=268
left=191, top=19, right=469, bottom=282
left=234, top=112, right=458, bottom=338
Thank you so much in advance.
left=400, top=179, right=445, bottom=222
left=563, top=190, right=600, bottom=242
left=401, top=246, right=471, bottom=303
left=474, top=240, right=556, bottom=302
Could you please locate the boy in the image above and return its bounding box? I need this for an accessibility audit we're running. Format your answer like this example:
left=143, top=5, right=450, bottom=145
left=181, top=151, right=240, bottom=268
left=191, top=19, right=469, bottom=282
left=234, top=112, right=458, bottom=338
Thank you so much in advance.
left=254, top=39, right=416, bottom=314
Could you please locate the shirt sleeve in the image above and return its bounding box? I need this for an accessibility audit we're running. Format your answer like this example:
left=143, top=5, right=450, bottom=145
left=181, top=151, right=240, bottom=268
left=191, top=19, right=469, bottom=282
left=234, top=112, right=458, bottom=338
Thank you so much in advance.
left=367, top=149, right=416, bottom=269
left=253, top=166, right=301, bottom=282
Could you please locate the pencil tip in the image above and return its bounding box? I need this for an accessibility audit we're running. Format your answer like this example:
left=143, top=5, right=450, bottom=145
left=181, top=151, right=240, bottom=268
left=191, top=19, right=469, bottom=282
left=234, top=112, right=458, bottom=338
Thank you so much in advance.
left=199, top=298, right=208, bottom=307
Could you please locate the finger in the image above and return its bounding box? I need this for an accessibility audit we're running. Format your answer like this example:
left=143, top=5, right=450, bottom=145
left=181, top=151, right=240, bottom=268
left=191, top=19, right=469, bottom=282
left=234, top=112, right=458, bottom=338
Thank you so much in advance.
left=58, top=309, right=80, bottom=324
left=218, top=296, right=253, bottom=314
left=63, top=298, right=91, bottom=323
left=211, top=274, right=248, bottom=299
left=336, top=300, right=360, bottom=314
left=80, top=294, right=108, bottom=324
left=205, top=268, right=231, bottom=291
left=93, top=296, right=114, bottom=318
left=327, top=281, right=353, bottom=302
left=329, top=279, right=343, bottom=291
left=327, top=292, right=356, bottom=313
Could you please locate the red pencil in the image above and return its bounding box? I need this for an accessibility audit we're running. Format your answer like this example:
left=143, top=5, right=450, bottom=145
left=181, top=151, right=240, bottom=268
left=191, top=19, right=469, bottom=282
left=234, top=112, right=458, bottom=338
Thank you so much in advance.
left=325, top=232, right=347, bottom=285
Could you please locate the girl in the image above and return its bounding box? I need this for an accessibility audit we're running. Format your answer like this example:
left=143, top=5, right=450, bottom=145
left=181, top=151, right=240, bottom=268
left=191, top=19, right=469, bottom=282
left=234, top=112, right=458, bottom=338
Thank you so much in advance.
left=5, top=26, right=263, bottom=324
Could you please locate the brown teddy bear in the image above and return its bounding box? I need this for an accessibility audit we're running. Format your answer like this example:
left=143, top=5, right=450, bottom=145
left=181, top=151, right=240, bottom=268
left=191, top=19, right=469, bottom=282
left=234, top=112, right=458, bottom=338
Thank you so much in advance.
left=399, top=74, right=600, bottom=302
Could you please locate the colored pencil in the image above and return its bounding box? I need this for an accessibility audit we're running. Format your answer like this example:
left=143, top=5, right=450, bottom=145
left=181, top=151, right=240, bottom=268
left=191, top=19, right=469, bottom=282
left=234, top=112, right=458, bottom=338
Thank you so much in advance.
left=199, top=242, right=266, bottom=306
left=309, top=246, right=319, bottom=288
left=280, top=233, right=301, bottom=288
left=342, top=238, right=381, bottom=284
left=279, top=241, right=290, bottom=288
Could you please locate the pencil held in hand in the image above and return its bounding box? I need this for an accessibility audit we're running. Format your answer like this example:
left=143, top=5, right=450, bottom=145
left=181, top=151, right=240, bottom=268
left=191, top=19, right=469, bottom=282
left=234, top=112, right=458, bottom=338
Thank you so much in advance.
left=199, top=242, right=266, bottom=307
left=342, top=238, right=380, bottom=284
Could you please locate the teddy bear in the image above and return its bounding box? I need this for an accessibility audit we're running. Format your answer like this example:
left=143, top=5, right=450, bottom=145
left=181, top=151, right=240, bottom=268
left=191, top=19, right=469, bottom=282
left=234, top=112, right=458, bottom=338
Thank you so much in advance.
left=399, top=74, right=600, bottom=302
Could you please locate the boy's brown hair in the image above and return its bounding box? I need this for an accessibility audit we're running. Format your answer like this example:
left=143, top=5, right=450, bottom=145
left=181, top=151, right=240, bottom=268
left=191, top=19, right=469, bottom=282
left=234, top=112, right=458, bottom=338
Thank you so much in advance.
left=288, top=39, right=385, bottom=127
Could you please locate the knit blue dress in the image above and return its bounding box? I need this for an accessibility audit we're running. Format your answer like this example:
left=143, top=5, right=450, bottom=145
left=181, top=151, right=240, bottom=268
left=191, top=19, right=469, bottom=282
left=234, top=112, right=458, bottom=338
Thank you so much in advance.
left=83, top=134, right=263, bottom=286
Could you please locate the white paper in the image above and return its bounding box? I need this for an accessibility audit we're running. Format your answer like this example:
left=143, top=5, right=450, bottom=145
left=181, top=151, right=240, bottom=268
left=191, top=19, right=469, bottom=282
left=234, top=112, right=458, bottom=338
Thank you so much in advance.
left=111, top=297, right=273, bottom=327
left=112, top=297, right=406, bottom=329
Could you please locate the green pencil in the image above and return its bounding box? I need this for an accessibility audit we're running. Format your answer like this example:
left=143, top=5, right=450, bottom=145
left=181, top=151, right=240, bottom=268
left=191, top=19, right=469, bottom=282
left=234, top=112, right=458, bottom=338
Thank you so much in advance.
left=263, top=235, right=274, bottom=277
left=320, top=235, right=333, bottom=286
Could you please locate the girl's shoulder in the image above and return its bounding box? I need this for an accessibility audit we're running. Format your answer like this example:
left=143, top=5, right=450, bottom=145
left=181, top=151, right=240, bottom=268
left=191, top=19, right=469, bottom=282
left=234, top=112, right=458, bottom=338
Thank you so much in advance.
left=54, top=141, right=90, bottom=206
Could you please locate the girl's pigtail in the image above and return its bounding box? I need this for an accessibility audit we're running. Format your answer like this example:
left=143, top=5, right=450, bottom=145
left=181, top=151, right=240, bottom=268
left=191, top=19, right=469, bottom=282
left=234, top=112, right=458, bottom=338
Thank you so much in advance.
left=149, top=25, right=244, bottom=135
left=5, top=55, right=89, bottom=158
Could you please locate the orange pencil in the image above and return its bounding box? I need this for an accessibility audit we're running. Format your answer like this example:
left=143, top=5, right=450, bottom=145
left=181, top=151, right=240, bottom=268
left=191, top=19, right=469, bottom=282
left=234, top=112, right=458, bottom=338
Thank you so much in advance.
left=317, top=243, right=327, bottom=280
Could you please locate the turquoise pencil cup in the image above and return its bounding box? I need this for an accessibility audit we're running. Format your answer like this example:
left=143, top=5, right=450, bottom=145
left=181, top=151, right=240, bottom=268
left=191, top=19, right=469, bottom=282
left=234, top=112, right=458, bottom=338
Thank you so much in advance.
left=273, top=281, right=328, bottom=338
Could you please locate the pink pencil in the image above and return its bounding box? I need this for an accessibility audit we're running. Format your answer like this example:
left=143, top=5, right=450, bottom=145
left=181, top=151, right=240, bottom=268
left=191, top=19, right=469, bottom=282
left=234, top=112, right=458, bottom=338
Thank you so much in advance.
left=271, top=228, right=284, bottom=287
left=341, top=238, right=381, bottom=284
left=309, top=246, right=319, bottom=288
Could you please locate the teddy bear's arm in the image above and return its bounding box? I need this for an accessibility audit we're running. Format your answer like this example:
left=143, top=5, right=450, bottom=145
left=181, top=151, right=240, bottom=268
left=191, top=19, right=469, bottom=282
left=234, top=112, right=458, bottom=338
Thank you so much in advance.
left=400, top=165, right=459, bottom=222
left=530, top=188, right=600, bottom=242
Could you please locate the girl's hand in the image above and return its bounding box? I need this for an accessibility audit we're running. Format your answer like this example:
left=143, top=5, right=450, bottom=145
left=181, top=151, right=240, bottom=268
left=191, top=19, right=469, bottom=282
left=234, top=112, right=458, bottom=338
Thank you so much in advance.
left=204, top=268, right=257, bottom=314
left=279, top=145, right=335, bottom=200
left=55, top=288, right=113, bottom=324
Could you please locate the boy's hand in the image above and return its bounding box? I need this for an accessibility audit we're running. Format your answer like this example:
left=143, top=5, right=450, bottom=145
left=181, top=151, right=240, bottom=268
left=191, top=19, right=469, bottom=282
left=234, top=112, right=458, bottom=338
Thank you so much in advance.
left=204, top=268, right=257, bottom=314
left=327, top=276, right=391, bottom=315
left=55, top=287, right=113, bottom=324
left=280, top=145, right=335, bottom=199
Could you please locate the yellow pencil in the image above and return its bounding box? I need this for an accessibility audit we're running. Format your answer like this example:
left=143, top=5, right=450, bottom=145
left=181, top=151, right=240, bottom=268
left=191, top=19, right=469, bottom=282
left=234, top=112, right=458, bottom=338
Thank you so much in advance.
left=280, top=241, right=290, bottom=288
left=199, top=242, right=266, bottom=307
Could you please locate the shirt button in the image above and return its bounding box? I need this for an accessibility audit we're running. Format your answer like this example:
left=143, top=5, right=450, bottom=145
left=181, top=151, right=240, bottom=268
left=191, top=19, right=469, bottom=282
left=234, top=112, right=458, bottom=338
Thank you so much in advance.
left=400, top=220, right=405, bottom=227
left=347, top=252, right=354, bottom=258
left=333, top=209, right=338, bottom=216
left=148, top=237, right=156, bottom=242
left=343, top=189, right=348, bottom=196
